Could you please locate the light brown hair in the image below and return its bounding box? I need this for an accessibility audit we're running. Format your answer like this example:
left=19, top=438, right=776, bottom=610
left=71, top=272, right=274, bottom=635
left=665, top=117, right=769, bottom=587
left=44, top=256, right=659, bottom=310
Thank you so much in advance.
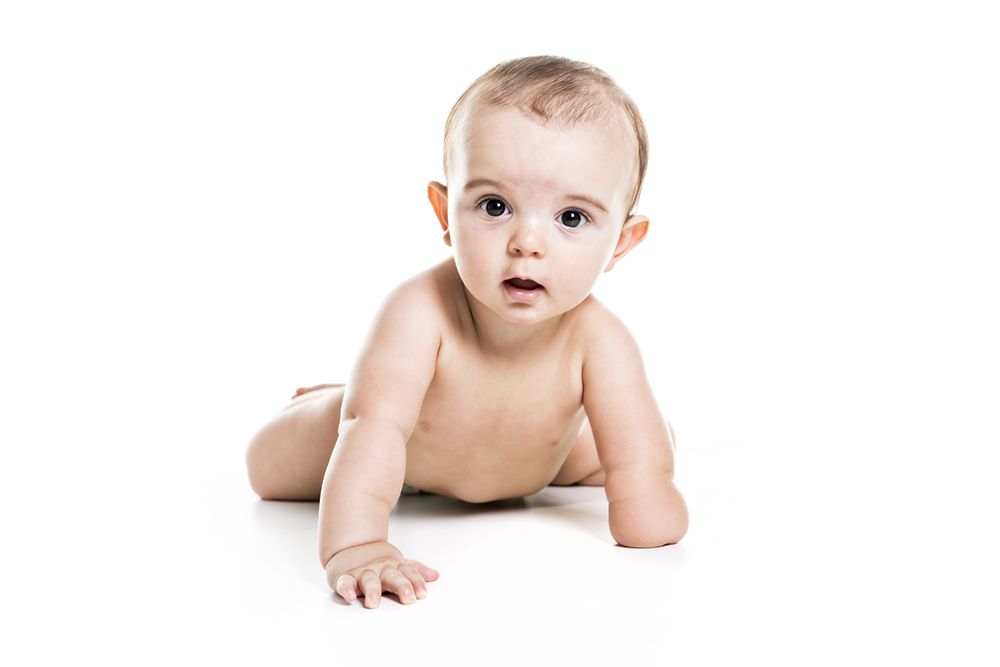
left=443, top=56, right=649, bottom=218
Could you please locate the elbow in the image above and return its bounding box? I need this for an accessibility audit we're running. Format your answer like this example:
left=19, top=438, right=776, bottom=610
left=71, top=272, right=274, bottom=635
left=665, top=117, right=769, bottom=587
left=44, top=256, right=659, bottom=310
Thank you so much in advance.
left=608, top=491, right=689, bottom=548
left=611, top=512, right=688, bottom=548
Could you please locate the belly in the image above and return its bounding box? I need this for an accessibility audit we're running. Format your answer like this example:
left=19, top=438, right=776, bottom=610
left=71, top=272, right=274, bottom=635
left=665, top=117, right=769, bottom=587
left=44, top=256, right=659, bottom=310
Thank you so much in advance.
left=403, top=408, right=586, bottom=503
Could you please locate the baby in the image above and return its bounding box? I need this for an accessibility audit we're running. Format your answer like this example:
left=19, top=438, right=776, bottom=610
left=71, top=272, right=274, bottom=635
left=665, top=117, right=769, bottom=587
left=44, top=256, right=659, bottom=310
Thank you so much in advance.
left=246, top=56, right=689, bottom=609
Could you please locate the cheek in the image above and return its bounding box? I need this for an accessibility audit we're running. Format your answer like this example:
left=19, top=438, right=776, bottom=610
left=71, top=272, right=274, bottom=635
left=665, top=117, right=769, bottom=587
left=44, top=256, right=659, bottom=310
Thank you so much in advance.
left=452, top=217, right=496, bottom=252
left=566, top=236, right=620, bottom=281
left=450, top=222, right=476, bottom=257
left=569, top=231, right=618, bottom=266
left=451, top=225, right=494, bottom=278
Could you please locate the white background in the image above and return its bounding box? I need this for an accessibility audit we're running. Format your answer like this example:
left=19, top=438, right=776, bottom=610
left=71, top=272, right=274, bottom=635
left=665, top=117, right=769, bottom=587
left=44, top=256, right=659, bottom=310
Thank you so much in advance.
left=2, top=1, right=998, bottom=664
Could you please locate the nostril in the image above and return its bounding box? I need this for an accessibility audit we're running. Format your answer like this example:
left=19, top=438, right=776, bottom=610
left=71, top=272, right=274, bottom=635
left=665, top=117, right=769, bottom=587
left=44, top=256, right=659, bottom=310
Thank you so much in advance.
left=508, top=239, right=543, bottom=257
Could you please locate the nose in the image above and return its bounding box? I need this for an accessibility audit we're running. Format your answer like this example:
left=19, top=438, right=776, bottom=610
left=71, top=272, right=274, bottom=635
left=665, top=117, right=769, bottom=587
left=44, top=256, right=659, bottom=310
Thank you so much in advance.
left=507, top=217, right=544, bottom=258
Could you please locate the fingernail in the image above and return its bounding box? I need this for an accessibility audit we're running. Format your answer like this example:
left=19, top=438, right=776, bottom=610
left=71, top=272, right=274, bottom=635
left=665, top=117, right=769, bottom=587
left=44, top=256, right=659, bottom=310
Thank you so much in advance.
left=403, top=591, right=415, bottom=602
left=416, top=588, right=427, bottom=599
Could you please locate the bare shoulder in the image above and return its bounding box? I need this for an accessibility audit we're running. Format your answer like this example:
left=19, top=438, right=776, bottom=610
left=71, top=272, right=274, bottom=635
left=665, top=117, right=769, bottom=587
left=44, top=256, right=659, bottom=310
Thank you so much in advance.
left=344, top=262, right=459, bottom=424
left=577, top=296, right=670, bottom=473
left=573, top=295, right=644, bottom=369
left=576, top=295, right=660, bottom=441
left=370, top=259, right=459, bottom=334
left=382, top=260, right=450, bottom=308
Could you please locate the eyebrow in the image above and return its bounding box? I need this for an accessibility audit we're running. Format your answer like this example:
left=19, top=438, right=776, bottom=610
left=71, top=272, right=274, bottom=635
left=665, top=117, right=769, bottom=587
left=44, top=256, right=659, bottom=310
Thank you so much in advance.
left=462, top=178, right=609, bottom=213
left=463, top=178, right=506, bottom=192
left=564, top=194, right=608, bottom=213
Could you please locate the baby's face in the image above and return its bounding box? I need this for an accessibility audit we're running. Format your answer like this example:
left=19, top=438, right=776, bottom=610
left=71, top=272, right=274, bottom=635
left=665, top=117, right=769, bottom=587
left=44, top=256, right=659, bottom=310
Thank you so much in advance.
left=440, top=107, right=639, bottom=326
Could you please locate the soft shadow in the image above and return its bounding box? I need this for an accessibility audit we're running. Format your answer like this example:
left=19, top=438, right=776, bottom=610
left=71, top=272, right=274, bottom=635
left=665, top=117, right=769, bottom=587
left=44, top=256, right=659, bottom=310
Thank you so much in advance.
left=393, top=486, right=613, bottom=542
left=391, top=493, right=529, bottom=519
left=249, top=499, right=321, bottom=585
left=612, top=541, right=690, bottom=570
left=530, top=503, right=611, bottom=543
left=251, top=497, right=319, bottom=526
left=392, top=484, right=605, bottom=517
left=329, top=592, right=351, bottom=607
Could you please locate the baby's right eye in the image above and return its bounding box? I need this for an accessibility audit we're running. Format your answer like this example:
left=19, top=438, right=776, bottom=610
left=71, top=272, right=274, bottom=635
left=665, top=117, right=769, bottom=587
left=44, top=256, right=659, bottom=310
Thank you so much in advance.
left=480, top=199, right=509, bottom=217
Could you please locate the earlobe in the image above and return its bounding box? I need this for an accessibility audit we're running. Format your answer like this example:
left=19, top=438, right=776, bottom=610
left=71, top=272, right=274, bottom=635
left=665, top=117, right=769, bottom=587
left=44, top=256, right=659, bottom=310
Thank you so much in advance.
left=427, top=181, right=451, bottom=247
left=604, top=215, right=650, bottom=272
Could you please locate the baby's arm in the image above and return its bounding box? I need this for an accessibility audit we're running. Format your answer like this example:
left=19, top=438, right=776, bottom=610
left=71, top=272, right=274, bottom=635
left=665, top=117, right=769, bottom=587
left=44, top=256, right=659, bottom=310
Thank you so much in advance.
left=319, top=280, right=441, bottom=607
left=583, top=314, right=689, bottom=547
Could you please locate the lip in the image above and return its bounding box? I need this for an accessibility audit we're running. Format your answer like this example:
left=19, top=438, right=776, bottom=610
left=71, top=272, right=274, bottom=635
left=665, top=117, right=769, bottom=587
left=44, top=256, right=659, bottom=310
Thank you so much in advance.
left=503, top=277, right=545, bottom=303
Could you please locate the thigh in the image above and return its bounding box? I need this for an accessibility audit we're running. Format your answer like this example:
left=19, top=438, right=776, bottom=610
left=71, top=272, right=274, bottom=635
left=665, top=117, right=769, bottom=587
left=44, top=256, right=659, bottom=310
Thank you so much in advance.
left=550, top=417, right=677, bottom=487
left=246, top=385, right=345, bottom=500
left=550, top=418, right=605, bottom=486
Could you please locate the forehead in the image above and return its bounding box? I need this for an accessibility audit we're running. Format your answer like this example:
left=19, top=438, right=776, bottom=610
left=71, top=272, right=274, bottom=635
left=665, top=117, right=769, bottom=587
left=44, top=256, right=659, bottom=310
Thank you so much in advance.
left=451, top=107, right=635, bottom=209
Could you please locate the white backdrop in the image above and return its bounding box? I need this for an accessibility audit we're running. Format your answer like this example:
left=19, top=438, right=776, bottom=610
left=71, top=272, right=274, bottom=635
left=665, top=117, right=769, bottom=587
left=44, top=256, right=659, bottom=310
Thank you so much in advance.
left=3, top=1, right=998, bottom=662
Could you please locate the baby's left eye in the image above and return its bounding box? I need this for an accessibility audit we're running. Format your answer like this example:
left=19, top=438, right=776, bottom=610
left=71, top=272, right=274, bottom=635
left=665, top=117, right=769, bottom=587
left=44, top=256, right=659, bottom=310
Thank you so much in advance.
left=558, top=210, right=587, bottom=228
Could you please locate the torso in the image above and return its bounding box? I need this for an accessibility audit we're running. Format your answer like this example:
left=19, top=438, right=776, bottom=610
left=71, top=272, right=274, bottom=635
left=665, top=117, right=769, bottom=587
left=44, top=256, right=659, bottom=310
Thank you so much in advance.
left=401, top=261, right=592, bottom=502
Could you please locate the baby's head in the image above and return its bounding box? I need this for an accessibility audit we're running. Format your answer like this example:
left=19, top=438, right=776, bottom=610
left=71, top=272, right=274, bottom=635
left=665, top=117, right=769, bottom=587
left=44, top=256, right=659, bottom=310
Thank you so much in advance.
left=427, top=57, right=653, bottom=326
left=443, top=56, right=649, bottom=219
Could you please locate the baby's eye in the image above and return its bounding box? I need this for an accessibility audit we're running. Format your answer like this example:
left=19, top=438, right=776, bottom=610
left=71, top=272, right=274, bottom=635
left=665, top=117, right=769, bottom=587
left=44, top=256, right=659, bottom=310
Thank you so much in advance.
left=558, top=209, right=587, bottom=228
left=480, top=199, right=509, bottom=217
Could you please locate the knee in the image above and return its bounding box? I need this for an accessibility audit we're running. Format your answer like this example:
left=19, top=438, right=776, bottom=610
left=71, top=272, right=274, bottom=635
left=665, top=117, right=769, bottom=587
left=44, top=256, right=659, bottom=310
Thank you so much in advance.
left=245, top=443, right=269, bottom=500
left=245, top=429, right=281, bottom=500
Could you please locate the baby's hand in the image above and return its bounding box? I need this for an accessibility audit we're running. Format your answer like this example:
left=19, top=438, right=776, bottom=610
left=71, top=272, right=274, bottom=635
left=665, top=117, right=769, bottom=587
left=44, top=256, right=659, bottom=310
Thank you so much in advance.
left=325, top=541, right=439, bottom=609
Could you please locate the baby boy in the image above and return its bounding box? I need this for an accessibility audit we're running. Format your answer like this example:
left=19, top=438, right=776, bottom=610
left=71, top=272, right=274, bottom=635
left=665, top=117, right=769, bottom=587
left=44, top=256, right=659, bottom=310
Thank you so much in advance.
left=246, top=56, right=689, bottom=608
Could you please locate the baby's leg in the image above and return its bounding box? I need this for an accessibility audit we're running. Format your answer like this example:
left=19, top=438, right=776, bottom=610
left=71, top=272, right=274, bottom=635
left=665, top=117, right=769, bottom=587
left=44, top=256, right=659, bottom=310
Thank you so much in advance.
left=245, top=385, right=345, bottom=500
left=550, top=417, right=676, bottom=487
left=550, top=419, right=605, bottom=486
left=291, top=383, right=343, bottom=400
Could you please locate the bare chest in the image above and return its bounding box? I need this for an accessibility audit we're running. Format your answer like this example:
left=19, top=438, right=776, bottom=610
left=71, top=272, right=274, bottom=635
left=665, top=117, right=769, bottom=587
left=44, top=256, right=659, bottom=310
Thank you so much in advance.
left=403, top=337, right=586, bottom=498
left=423, top=342, right=582, bottom=442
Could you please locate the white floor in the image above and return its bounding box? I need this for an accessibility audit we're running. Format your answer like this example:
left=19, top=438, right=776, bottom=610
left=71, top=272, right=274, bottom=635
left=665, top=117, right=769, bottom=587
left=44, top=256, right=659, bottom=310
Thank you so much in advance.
left=5, top=426, right=997, bottom=664
left=4, top=3, right=999, bottom=665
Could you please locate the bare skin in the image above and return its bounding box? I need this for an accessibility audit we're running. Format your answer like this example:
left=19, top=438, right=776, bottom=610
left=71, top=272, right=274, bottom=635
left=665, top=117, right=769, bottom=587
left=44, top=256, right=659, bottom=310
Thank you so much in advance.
left=248, top=378, right=605, bottom=503
left=246, top=370, right=608, bottom=606
left=246, top=106, right=689, bottom=609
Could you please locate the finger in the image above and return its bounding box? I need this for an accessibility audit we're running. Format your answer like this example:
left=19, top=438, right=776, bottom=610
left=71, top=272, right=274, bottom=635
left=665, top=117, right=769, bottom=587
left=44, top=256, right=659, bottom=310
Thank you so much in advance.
left=334, top=574, right=358, bottom=603
left=407, top=559, right=440, bottom=583
left=397, top=563, right=429, bottom=600
left=380, top=568, right=417, bottom=604
left=358, top=570, right=382, bottom=609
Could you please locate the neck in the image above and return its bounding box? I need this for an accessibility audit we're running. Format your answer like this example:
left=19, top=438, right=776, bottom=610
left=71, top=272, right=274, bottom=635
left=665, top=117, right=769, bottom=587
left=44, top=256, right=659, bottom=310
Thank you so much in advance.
left=460, top=284, right=566, bottom=359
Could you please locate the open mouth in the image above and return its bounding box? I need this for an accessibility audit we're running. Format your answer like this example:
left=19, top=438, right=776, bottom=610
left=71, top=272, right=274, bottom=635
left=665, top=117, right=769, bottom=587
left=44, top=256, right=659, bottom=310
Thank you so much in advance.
left=503, top=277, right=545, bottom=303
left=506, top=277, right=542, bottom=291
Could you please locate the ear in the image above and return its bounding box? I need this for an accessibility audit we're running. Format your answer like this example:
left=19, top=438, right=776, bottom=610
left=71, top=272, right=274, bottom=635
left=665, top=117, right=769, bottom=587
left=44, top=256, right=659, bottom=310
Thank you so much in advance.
left=427, top=181, right=451, bottom=247
left=604, top=215, right=649, bottom=272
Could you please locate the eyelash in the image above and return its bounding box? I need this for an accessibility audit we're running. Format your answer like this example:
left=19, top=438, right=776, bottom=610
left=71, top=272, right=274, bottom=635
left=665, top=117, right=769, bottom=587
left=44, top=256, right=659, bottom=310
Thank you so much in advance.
left=557, top=209, right=590, bottom=229
left=476, top=198, right=592, bottom=229
left=478, top=198, right=510, bottom=218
